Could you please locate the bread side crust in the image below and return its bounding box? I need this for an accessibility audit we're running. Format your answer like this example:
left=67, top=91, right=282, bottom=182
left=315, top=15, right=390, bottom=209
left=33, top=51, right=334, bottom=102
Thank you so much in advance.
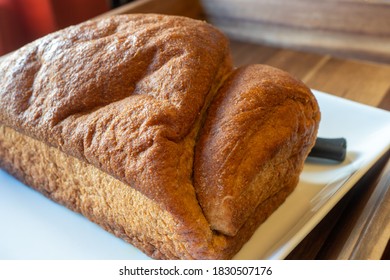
left=0, top=125, right=181, bottom=259
left=0, top=124, right=296, bottom=259
left=1, top=124, right=218, bottom=259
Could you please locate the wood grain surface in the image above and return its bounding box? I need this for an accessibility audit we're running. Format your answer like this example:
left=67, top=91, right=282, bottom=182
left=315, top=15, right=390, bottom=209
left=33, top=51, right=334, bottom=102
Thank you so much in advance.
left=200, top=0, right=390, bottom=63
left=320, top=152, right=390, bottom=260
left=229, top=40, right=390, bottom=109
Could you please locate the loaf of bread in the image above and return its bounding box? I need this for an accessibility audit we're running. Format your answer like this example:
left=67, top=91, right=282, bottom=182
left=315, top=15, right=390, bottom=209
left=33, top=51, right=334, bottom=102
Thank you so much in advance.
left=0, top=14, right=320, bottom=259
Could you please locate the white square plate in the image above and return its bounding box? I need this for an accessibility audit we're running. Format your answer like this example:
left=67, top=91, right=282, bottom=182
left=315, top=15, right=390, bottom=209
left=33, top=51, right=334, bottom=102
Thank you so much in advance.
left=1, top=90, right=389, bottom=259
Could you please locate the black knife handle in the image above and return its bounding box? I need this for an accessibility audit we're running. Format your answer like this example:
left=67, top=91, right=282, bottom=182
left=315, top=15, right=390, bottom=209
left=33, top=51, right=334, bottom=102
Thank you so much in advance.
left=308, top=137, right=347, bottom=162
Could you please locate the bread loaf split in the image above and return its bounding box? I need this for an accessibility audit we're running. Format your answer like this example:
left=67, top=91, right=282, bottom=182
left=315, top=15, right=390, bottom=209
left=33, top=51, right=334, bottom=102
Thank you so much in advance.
left=0, top=14, right=320, bottom=259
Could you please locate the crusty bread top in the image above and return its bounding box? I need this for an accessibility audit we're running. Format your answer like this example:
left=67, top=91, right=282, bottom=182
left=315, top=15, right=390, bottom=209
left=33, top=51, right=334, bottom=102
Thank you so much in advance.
left=0, top=14, right=230, bottom=150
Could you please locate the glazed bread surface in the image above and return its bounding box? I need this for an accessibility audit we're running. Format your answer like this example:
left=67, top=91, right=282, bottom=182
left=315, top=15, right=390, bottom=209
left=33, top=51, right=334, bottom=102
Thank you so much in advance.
left=0, top=14, right=320, bottom=259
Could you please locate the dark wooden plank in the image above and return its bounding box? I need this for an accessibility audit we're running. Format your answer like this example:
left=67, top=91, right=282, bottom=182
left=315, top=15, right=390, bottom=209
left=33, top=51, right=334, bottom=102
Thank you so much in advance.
left=201, top=0, right=390, bottom=63
left=288, top=152, right=390, bottom=259
left=302, top=58, right=390, bottom=107
left=316, top=152, right=390, bottom=259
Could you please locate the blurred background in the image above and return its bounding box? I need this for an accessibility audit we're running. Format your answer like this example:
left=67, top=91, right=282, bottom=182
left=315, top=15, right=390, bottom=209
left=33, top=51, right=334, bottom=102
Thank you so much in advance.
left=1, top=0, right=389, bottom=63
left=0, top=0, right=133, bottom=55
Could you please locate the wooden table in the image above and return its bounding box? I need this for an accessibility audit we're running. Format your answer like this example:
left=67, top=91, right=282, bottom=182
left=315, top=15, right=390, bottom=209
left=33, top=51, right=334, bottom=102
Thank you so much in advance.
left=99, top=0, right=390, bottom=260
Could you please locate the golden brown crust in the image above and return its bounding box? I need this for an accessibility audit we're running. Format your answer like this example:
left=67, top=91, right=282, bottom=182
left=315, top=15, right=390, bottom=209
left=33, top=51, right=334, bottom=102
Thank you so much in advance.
left=194, top=65, right=320, bottom=236
left=0, top=14, right=232, bottom=245
left=0, top=14, right=320, bottom=259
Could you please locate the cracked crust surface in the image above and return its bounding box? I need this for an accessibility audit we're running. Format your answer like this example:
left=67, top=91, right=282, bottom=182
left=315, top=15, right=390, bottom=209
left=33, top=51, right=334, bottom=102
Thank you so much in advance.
left=0, top=14, right=320, bottom=259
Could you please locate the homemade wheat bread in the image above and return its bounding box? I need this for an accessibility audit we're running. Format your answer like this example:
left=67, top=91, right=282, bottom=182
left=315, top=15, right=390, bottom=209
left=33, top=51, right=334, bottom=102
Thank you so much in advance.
left=0, top=14, right=320, bottom=259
